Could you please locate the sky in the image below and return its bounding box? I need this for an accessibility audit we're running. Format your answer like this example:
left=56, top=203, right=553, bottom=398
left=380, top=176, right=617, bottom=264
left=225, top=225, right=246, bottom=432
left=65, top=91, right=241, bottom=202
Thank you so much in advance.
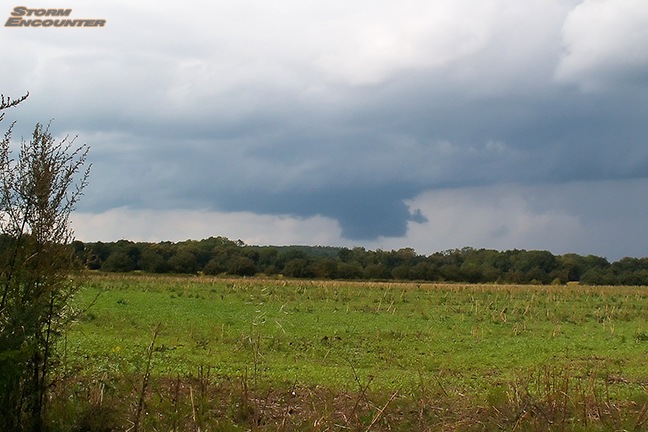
left=1, top=0, right=648, bottom=260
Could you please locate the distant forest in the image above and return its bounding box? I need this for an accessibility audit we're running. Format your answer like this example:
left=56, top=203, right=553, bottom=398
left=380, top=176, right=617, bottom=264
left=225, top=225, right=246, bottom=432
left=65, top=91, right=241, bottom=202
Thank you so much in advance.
left=63, top=236, right=648, bottom=286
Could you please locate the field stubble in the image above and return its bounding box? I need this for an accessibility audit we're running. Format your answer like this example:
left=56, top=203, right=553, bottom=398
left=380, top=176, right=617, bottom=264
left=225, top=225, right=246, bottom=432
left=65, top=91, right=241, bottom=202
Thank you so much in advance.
left=53, top=274, right=648, bottom=431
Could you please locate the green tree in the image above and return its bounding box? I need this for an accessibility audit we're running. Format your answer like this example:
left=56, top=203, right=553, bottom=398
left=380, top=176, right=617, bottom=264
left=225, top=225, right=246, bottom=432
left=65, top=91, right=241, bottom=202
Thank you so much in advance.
left=0, top=94, right=90, bottom=431
left=101, top=251, right=136, bottom=272
left=283, top=258, right=313, bottom=278
left=363, top=263, right=391, bottom=280
left=138, top=246, right=168, bottom=273
left=226, top=256, right=257, bottom=276
left=408, top=261, right=437, bottom=281
left=85, top=241, right=111, bottom=269
left=335, top=261, right=363, bottom=279
left=168, top=248, right=199, bottom=274
left=311, top=257, right=337, bottom=279
left=203, top=257, right=224, bottom=275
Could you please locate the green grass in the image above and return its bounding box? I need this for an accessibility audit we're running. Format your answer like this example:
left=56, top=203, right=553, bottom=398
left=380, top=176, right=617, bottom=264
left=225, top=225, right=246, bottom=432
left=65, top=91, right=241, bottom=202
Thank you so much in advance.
left=57, top=273, right=648, bottom=430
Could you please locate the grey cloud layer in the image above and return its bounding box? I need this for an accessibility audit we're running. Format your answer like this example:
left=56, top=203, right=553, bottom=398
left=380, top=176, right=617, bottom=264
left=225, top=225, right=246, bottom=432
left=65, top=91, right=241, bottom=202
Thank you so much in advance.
left=2, top=0, right=648, bottom=242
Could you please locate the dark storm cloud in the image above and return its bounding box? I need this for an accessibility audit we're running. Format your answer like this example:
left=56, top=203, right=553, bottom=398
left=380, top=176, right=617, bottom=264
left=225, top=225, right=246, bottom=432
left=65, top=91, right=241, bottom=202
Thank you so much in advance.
left=75, top=72, right=648, bottom=241
left=215, top=188, right=422, bottom=240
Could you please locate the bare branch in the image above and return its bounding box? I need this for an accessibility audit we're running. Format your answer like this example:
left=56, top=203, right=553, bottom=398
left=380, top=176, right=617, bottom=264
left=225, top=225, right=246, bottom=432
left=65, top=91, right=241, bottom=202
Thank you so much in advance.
left=0, top=92, right=29, bottom=122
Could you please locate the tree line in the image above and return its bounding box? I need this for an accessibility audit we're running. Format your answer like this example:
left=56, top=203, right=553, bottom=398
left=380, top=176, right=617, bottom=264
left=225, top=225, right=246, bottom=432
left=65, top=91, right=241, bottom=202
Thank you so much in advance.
left=71, top=237, right=648, bottom=285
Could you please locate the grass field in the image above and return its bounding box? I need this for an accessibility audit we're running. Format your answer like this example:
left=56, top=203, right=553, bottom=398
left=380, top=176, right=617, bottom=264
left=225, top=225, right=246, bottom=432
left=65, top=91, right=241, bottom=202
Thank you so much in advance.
left=55, top=273, right=648, bottom=431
